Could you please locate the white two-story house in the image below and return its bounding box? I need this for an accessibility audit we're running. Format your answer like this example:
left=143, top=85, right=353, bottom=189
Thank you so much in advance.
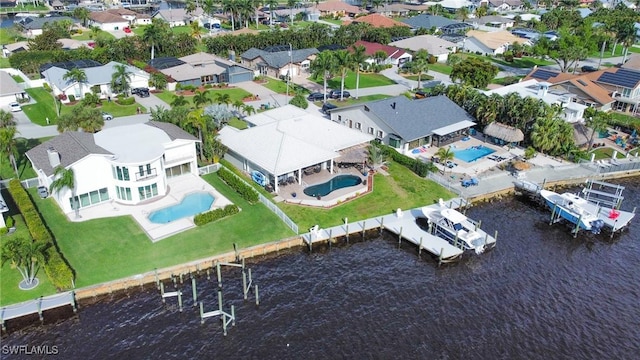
left=26, top=122, right=199, bottom=214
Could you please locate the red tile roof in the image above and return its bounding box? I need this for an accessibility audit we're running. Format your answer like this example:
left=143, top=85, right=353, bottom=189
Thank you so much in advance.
left=352, top=14, right=409, bottom=28
left=352, top=40, right=406, bottom=59
left=315, top=1, right=362, bottom=13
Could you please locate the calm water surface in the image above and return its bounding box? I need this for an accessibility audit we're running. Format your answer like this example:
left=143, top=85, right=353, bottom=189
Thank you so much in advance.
left=3, top=179, right=640, bottom=359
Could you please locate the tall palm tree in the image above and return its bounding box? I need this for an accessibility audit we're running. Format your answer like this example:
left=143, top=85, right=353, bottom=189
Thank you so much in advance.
left=1, top=237, right=48, bottom=289
left=310, top=51, right=336, bottom=103
left=193, top=90, right=212, bottom=108
left=252, top=0, right=263, bottom=29
left=265, top=0, right=278, bottom=26
left=456, top=7, right=470, bottom=21
left=531, top=115, right=560, bottom=155
left=63, top=68, right=88, bottom=99
left=223, top=0, right=239, bottom=31
left=73, top=7, right=90, bottom=27
left=334, top=50, right=351, bottom=101
left=185, top=109, right=209, bottom=160
left=110, top=64, right=133, bottom=96
left=143, top=18, right=170, bottom=60
left=50, top=166, right=79, bottom=217
left=435, top=147, right=454, bottom=165
left=586, top=112, right=611, bottom=149
left=287, top=0, right=300, bottom=25
left=351, top=44, right=367, bottom=100
left=190, top=21, right=203, bottom=40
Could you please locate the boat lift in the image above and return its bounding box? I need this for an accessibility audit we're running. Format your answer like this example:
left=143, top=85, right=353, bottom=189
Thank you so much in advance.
left=580, top=179, right=625, bottom=209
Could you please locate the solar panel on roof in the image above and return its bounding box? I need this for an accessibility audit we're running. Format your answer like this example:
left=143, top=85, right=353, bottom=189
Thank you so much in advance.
left=264, top=45, right=292, bottom=52
left=597, top=69, right=640, bottom=88
left=148, top=57, right=185, bottom=70
left=39, top=59, right=101, bottom=76
left=530, top=69, right=557, bottom=81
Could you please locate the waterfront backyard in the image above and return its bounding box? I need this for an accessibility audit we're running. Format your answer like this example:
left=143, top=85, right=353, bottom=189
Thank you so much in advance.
left=1, top=162, right=453, bottom=305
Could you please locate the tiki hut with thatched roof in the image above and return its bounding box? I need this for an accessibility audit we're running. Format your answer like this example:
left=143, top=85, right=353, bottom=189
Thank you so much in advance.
left=484, top=122, right=524, bottom=146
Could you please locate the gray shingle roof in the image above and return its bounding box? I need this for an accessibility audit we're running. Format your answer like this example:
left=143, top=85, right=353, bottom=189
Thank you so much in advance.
left=145, top=121, right=198, bottom=141
left=18, top=16, right=78, bottom=30
left=0, top=70, right=24, bottom=96
left=240, top=47, right=319, bottom=69
left=26, top=132, right=112, bottom=177
left=42, top=61, right=148, bottom=92
left=357, top=95, right=475, bottom=141
left=401, top=14, right=459, bottom=29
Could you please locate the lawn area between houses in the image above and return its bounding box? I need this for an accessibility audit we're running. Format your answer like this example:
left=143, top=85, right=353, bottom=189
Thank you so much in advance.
left=0, top=173, right=294, bottom=304
left=589, top=147, right=627, bottom=160
left=0, top=137, right=50, bottom=180
left=279, top=162, right=455, bottom=230
left=0, top=57, right=10, bottom=68
left=260, top=78, right=309, bottom=94
left=427, top=63, right=453, bottom=75
left=314, top=70, right=396, bottom=90
left=319, top=94, right=391, bottom=108
left=156, top=88, right=252, bottom=106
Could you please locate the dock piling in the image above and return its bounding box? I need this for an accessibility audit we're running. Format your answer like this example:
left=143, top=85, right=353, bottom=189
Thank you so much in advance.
left=494, top=230, right=498, bottom=244
left=154, top=269, right=159, bottom=289
left=160, top=282, right=165, bottom=304
left=574, top=214, right=582, bottom=238
left=398, top=227, right=403, bottom=246
left=233, top=243, right=239, bottom=262
left=255, top=284, right=260, bottom=306
left=192, top=277, right=197, bottom=306
left=216, top=262, right=222, bottom=288
left=71, top=291, right=77, bottom=313
left=37, top=297, right=43, bottom=322
left=242, top=271, right=247, bottom=300
left=419, top=237, right=423, bottom=256
left=379, top=217, right=384, bottom=234
left=362, top=220, right=366, bottom=239
left=178, top=291, right=183, bottom=312
left=199, top=302, right=205, bottom=324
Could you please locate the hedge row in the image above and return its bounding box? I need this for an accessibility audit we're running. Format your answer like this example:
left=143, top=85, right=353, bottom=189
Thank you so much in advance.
left=7, top=180, right=75, bottom=290
left=379, top=145, right=432, bottom=177
left=217, top=167, right=259, bottom=203
left=194, top=204, right=239, bottom=226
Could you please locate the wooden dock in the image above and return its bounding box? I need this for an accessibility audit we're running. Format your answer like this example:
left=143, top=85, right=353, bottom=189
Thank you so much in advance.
left=302, top=198, right=469, bottom=262
left=1, top=292, right=76, bottom=331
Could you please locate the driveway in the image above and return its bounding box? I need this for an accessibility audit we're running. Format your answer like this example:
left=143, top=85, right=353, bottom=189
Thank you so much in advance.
left=134, top=92, right=171, bottom=111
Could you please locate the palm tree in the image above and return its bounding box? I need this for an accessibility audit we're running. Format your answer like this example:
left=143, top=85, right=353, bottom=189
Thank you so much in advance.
left=50, top=166, right=79, bottom=217
left=63, top=68, right=88, bottom=99
left=150, top=72, right=168, bottom=90
left=430, top=3, right=443, bottom=15
left=232, top=99, right=244, bottom=113
left=242, top=104, right=256, bottom=116
left=351, top=44, right=367, bottom=100
left=1, top=237, right=48, bottom=289
left=110, top=64, right=133, bottom=96
left=531, top=115, right=560, bottom=155
left=73, top=7, right=90, bottom=27
left=252, top=0, right=263, bottom=29
left=223, top=0, right=239, bottom=31
left=435, top=147, right=454, bottom=165
left=287, top=0, right=300, bottom=25
left=265, top=0, right=278, bottom=26
left=185, top=109, right=209, bottom=160
left=193, top=90, right=212, bottom=108
left=586, top=112, right=611, bottom=149
left=143, top=18, right=170, bottom=60
left=0, top=126, right=18, bottom=176
left=334, top=50, right=351, bottom=101
left=456, top=7, right=470, bottom=21
left=373, top=50, right=387, bottom=65
left=214, top=92, right=232, bottom=106
left=367, top=144, right=387, bottom=170
left=310, top=51, right=336, bottom=103
left=475, top=5, right=488, bottom=19
left=0, top=109, right=15, bottom=128
left=171, top=95, right=189, bottom=108
left=190, top=21, right=203, bottom=40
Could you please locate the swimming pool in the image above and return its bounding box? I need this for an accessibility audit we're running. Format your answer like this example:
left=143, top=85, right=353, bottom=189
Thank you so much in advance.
left=148, top=192, right=214, bottom=224
left=303, top=175, right=362, bottom=197
left=452, top=145, right=496, bottom=162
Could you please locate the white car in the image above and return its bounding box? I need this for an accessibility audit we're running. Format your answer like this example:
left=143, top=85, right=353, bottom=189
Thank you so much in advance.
left=9, top=102, right=21, bottom=112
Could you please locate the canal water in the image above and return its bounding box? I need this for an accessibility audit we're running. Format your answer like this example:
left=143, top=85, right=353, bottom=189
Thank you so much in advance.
left=2, top=178, right=639, bottom=359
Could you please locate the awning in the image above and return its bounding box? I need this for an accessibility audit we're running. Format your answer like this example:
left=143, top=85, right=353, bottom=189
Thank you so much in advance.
left=336, top=146, right=368, bottom=163
left=484, top=122, right=524, bottom=142
left=432, top=120, right=476, bottom=136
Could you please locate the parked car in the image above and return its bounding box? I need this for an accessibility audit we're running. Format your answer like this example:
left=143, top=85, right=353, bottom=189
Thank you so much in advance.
left=414, top=91, right=427, bottom=99
left=581, top=65, right=598, bottom=73
left=102, top=112, right=113, bottom=121
left=322, top=102, right=337, bottom=114
left=9, top=102, right=21, bottom=112
left=37, top=186, right=49, bottom=199
left=307, top=92, right=325, bottom=101
left=123, top=27, right=131, bottom=33
left=132, top=87, right=150, bottom=97
left=329, top=90, right=350, bottom=99
left=446, top=160, right=457, bottom=168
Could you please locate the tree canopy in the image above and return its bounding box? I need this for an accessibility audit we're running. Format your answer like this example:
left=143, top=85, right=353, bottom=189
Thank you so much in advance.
left=450, top=58, right=498, bottom=89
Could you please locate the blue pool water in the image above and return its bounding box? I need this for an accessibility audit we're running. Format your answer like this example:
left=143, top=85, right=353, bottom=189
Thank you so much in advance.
left=148, top=192, right=214, bottom=224
left=452, top=145, right=495, bottom=162
left=304, top=175, right=362, bottom=197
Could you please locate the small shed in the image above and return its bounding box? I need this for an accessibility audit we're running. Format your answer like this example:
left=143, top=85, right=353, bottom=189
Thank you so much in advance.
left=484, top=122, right=524, bottom=146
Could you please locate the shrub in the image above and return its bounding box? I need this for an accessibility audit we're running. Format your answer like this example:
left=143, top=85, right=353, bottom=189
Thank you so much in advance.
left=7, top=179, right=75, bottom=290
left=378, top=144, right=433, bottom=177
left=217, top=167, right=259, bottom=203
left=194, top=204, right=239, bottom=226
left=43, top=82, right=52, bottom=92
left=289, top=94, right=308, bottom=109
left=116, top=96, right=135, bottom=105
left=6, top=216, right=14, bottom=228
left=68, top=94, right=76, bottom=102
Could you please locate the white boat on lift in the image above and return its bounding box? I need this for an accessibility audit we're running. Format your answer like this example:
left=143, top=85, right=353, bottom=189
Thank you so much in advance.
left=421, top=199, right=496, bottom=254
left=540, top=190, right=605, bottom=234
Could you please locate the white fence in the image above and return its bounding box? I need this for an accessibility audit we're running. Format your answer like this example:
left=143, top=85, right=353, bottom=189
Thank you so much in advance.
left=199, top=164, right=299, bottom=235
left=0, top=177, right=39, bottom=190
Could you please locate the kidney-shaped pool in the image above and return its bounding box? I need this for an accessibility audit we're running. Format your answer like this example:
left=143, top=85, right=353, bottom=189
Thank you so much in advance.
left=303, top=175, right=362, bottom=197
left=148, top=192, right=214, bottom=224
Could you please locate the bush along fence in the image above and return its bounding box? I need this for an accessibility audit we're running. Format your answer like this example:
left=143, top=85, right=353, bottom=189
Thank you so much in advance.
left=7, top=179, right=75, bottom=290
left=194, top=204, right=239, bottom=226
left=216, top=167, right=259, bottom=203
left=379, top=144, right=433, bottom=177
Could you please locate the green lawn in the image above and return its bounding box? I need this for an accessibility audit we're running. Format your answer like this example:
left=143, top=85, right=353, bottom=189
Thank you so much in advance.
left=132, top=25, right=203, bottom=37
left=428, top=63, right=453, bottom=75
left=314, top=70, right=396, bottom=90
left=0, top=27, right=27, bottom=45
left=71, top=31, right=115, bottom=41
left=318, top=18, right=343, bottom=25
left=588, top=45, right=640, bottom=59
left=318, top=94, right=391, bottom=108
left=11, top=74, right=24, bottom=83
left=156, top=88, right=252, bottom=106
left=589, top=147, right=627, bottom=160
left=491, top=76, right=524, bottom=85
left=260, top=78, right=309, bottom=94
left=280, top=162, right=454, bottom=230
left=228, top=117, right=248, bottom=129
left=609, top=112, right=640, bottom=130
left=0, top=137, right=50, bottom=180
left=0, top=173, right=294, bottom=304
left=0, top=211, right=58, bottom=306
left=0, top=57, right=10, bottom=68
left=401, top=74, right=434, bottom=82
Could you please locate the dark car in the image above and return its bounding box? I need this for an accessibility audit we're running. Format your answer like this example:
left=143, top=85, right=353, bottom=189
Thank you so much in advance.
left=322, top=102, right=338, bottom=114
left=307, top=92, right=325, bottom=101
left=132, top=87, right=150, bottom=97
left=329, top=90, right=350, bottom=99
left=37, top=186, right=49, bottom=199
left=581, top=65, right=598, bottom=73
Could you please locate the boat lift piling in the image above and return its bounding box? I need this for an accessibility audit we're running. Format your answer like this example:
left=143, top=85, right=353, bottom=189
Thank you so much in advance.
left=160, top=282, right=183, bottom=312
left=199, top=290, right=236, bottom=336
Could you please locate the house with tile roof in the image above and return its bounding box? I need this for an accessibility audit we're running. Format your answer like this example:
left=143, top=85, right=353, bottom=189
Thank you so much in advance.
left=153, top=52, right=254, bottom=86
left=89, top=11, right=130, bottom=31
left=464, top=30, right=529, bottom=55
left=352, top=40, right=412, bottom=66
left=26, top=122, right=199, bottom=214
left=352, top=14, right=410, bottom=28
left=313, top=1, right=363, bottom=17
left=525, top=68, right=615, bottom=111
left=105, top=8, right=152, bottom=26
left=0, top=70, right=28, bottom=108
left=218, top=105, right=373, bottom=194
left=389, top=35, right=457, bottom=62
left=42, top=61, right=150, bottom=102
left=240, top=46, right=318, bottom=79
left=329, top=95, right=477, bottom=153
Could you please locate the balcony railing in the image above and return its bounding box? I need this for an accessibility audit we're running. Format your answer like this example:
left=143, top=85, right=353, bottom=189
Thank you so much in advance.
left=135, top=168, right=157, bottom=181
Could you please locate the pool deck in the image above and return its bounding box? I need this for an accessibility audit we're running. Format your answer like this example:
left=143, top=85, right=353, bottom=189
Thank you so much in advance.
left=64, top=174, right=233, bottom=242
